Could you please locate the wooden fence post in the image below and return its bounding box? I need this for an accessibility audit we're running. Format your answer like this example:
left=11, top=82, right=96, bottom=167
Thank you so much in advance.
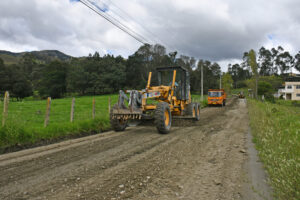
left=70, top=97, right=75, bottom=122
left=2, top=91, right=9, bottom=127
left=44, top=97, right=51, bottom=127
left=92, top=97, right=95, bottom=119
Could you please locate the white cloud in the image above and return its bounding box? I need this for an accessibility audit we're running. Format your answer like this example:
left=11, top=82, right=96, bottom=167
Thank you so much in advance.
left=0, top=0, right=300, bottom=71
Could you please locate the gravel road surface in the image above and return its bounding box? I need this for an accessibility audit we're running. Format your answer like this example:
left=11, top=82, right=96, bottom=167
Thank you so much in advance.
left=0, top=98, right=271, bottom=200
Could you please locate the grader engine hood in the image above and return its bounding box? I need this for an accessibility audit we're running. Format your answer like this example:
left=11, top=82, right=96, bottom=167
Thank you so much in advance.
left=143, top=91, right=160, bottom=98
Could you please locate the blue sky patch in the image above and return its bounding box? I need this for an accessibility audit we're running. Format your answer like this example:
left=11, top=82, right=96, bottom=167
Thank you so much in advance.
left=90, top=1, right=109, bottom=13
left=267, top=34, right=275, bottom=40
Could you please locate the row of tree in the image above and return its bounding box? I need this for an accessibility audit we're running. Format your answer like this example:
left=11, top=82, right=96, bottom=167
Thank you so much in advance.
left=0, top=44, right=223, bottom=99
left=227, top=46, right=300, bottom=89
left=1, top=44, right=298, bottom=99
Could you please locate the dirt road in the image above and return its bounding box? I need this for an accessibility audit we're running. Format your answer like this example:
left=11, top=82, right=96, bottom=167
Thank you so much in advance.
left=0, top=98, right=270, bottom=200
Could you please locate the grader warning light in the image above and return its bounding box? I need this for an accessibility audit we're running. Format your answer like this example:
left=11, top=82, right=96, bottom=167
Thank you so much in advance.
left=110, top=66, right=200, bottom=134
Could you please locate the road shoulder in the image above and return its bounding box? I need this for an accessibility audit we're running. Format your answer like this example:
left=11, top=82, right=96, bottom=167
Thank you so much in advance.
left=239, top=128, right=273, bottom=200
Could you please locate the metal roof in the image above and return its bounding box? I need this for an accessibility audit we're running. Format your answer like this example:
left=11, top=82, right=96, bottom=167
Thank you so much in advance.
left=284, top=76, right=300, bottom=82
left=156, top=66, right=188, bottom=72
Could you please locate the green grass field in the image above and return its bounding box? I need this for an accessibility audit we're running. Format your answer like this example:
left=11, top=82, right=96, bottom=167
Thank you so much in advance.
left=0, top=94, right=206, bottom=149
left=0, top=95, right=119, bottom=149
left=248, top=99, right=300, bottom=200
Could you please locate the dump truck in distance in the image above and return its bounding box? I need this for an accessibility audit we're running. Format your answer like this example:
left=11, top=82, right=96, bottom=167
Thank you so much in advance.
left=207, top=89, right=227, bottom=106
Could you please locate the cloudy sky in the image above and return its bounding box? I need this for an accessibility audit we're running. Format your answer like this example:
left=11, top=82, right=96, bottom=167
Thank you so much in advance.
left=0, top=0, right=300, bottom=71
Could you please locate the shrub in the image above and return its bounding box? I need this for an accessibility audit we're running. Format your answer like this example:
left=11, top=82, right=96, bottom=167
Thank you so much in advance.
left=258, top=81, right=273, bottom=96
left=265, top=93, right=275, bottom=103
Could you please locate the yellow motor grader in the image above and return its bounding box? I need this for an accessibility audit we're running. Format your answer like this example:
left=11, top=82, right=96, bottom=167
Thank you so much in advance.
left=110, top=66, right=200, bottom=134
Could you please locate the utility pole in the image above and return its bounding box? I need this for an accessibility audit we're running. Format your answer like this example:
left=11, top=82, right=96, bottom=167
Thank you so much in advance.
left=220, top=74, right=222, bottom=89
left=201, top=64, right=203, bottom=101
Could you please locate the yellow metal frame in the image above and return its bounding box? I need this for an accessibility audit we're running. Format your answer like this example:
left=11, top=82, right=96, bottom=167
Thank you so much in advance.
left=141, top=70, right=190, bottom=116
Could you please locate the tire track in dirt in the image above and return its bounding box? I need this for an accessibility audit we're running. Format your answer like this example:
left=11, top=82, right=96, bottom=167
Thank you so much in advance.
left=0, top=98, right=241, bottom=200
left=0, top=127, right=173, bottom=198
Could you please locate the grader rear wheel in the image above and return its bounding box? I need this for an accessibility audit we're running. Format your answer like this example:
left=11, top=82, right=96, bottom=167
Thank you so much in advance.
left=155, top=102, right=172, bottom=134
left=110, top=104, right=128, bottom=131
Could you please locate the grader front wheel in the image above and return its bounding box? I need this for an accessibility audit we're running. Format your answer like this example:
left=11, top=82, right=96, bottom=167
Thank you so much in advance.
left=155, top=102, right=172, bottom=134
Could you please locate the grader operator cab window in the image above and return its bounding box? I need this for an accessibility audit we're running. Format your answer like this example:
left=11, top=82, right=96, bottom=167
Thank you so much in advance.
left=158, top=70, right=174, bottom=86
left=157, top=67, right=190, bottom=100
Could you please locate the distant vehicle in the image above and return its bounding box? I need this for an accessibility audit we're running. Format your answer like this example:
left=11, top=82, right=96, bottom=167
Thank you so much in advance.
left=238, top=91, right=245, bottom=99
left=208, top=89, right=227, bottom=106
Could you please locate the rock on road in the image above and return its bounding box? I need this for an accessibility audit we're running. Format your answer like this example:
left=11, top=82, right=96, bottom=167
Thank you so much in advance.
left=0, top=98, right=269, bottom=200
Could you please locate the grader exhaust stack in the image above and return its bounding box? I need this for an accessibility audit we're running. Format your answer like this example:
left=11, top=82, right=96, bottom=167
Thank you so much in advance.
left=110, top=66, right=200, bottom=134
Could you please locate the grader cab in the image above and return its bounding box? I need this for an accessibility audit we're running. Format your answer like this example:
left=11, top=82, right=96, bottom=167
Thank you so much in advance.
left=110, top=66, right=200, bottom=134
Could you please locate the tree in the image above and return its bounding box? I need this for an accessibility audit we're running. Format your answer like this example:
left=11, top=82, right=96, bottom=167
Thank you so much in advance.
left=248, top=49, right=259, bottom=99
left=126, top=53, right=146, bottom=89
left=270, top=47, right=279, bottom=74
left=0, top=58, right=11, bottom=94
left=67, top=64, right=91, bottom=95
left=276, top=51, right=293, bottom=74
left=228, top=63, right=239, bottom=88
left=221, top=73, right=233, bottom=94
left=258, top=47, right=273, bottom=75
left=39, top=61, right=68, bottom=98
left=294, top=52, right=300, bottom=72
left=20, top=53, right=38, bottom=81
left=11, top=64, right=33, bottom=99
left=191, top=60, right=221, bottom=94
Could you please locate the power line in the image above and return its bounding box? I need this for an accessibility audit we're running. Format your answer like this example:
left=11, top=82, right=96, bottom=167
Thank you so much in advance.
left=104, top=0, right=160, bottom=44
left=90, top=0, right=155, bottom=44
left=79, top=0, right=179, bottom=54
left=82, top=0, right=148, bottom=44
left=104, top=0, right=177, bottom=52
left=80, top=0, right=148, bottom=45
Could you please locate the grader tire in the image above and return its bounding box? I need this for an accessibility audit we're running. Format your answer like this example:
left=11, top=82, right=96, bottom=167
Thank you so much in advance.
left=186, top=103, right=196, bottom=118
left=155, top=102, right=172, bottom=134
left=195, top=103, right=200, bottom=121
left=110, top=104, right=128, bottom=131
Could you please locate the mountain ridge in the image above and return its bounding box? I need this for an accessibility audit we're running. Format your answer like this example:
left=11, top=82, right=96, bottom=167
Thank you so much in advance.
left=0, top=50, right=72, bottom=65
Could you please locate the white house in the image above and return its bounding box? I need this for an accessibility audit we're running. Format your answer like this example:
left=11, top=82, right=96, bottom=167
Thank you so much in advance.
left=277, top=77, right=300, bottom=100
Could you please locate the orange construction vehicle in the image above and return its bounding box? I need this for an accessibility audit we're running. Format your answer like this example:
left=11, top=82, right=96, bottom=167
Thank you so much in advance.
left=207, top=89, right=227, bottom=106
left=110, top=66, right=200, bottom=134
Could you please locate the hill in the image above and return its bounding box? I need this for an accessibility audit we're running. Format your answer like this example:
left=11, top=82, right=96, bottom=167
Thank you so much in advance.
left=0, top=50, right=72, bottom=65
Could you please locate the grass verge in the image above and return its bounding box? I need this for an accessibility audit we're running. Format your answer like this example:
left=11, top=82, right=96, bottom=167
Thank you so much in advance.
left=247, top=99, right=300, bottom=200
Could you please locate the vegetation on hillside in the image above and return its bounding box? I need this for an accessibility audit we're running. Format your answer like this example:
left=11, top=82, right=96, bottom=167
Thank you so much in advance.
left=0, top=50, right=71, bottom=65
left=0, top=44, right=224, bottom=99
left=1, top=45, right=300, bottom=100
